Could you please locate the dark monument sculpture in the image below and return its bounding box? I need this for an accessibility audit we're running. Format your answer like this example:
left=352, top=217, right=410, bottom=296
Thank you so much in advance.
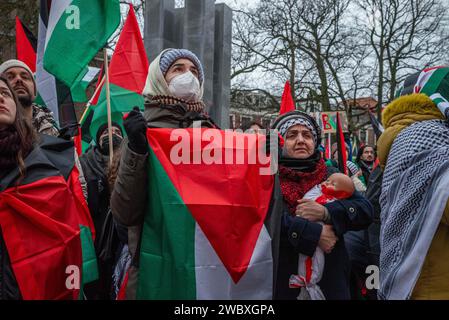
left=144, top=0, right=232, bottom=128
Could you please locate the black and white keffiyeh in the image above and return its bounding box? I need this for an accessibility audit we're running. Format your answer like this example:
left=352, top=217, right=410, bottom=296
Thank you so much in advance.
left=379, top=119, right=449, bottom=299
left=273, top=111, right=321, bottom=147
left=278, top=118, right=318, bottom=143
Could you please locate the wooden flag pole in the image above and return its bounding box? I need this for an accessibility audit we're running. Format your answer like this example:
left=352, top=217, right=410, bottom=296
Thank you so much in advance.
left=79, top=76, right=106, bottom=124
left=103, top=48, right=114, bottom=165
left=86, top=76, right=105, bottom=108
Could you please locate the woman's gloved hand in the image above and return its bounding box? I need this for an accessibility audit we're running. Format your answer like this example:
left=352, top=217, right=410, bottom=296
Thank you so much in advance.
left=123, top=107, right=147, bottom=154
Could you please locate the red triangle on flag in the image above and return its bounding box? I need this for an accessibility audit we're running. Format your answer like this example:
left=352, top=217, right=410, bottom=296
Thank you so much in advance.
left=0, top=176, right=84, bottom=300
left=146, top=129, right=274, bottom=284
left=15, top=16, right=37, bottom=73
left=279, top=80, right=295, bottom=115
left=73, top=126, right=82, bottom=156
left=108, top=4, right=149, bottom=94
left=91, top=5, right=148, bottom=105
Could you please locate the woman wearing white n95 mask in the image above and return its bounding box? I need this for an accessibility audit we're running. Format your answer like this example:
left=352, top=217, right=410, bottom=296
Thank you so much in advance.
left=110, top=48, right=217, bottom=299
left=142, top=49, right=207, bottom=113
left=167, top=68, right=201, bottom=103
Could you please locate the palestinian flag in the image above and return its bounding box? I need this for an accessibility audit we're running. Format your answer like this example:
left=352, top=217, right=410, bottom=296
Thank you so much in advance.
left=70, top=66, right=101, bottom=103
left=414, top=66, right=449, bottom=120
left=136, top=128, right=278, bottom=299
left=89, top=64, right=103, bottom=106
left=36, top=0, right=59, bottom=121
left=0, top=136, right=96, bottom=299
left=79, top=66, right=104, bottom=150
left=15, top=16, right=37, bottom=72
left=368, top=110, right=384, bottom=140
left=325, top=136, right=331, bottom=160
left=279, top=81, right=295, bottom=115
left=395, top=66, right=449, bottom=120
left=36, top=0, right=89, bottom=130
left=336, top=112, right=347, bottom=175
left=43, top=0, right=120, bottom=87
left=87, top=4, right=148, bottom=142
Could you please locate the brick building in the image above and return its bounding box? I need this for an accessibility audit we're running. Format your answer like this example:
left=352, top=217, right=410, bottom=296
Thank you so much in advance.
left=229, top=91, right=279, bottom=129
left=230, top=91, right=380, bottom=147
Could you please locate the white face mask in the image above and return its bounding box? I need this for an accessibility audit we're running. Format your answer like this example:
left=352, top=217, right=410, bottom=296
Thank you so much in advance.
left=168, top=71, right=201, bottom=102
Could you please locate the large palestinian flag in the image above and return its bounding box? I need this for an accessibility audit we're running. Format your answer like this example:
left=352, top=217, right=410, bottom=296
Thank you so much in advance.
left=136, top=128, right=278, bottom=299
left=0, top=135, right=96, bottom=299
left=36, top=0, right=103, bottom=127
left=84, top=4, right=148, bottom=143
left=43, top=0, right=120, bottom=87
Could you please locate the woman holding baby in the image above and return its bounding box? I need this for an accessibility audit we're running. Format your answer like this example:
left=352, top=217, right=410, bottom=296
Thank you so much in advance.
left=272, top=111, right=373, bottom=300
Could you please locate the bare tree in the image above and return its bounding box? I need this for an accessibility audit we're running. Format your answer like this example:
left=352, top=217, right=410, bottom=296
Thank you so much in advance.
left=0, top=0, right=39, bottom=63
left=231, top=0, right=364, bottom=115
left=231, top=0, right=308, bottom=110
left=356, top=0, right=449, bottom=119
left=292, top=0, right=353, bottom=111
left=108, top=1, right=146, bottom=49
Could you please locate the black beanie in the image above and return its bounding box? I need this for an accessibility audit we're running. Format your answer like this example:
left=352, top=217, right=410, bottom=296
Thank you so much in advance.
left=96, top=122, right=123, bottom=144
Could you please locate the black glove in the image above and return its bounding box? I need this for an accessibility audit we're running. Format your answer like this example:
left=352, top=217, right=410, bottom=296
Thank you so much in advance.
left=58, top=122, right=79, bottom=140
left=124, top=107, right=147, bottom=154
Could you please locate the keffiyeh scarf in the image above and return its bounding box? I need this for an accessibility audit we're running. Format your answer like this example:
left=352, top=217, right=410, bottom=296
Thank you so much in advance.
left=379, top=119, right=449, bottom=299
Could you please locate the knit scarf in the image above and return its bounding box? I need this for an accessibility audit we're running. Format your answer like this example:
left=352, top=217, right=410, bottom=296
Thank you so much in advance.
left=0, top=126, right=23, bottom=172
left=279, top=155, right=327, bottom=214
left=149, top=95, right=205, bottom=113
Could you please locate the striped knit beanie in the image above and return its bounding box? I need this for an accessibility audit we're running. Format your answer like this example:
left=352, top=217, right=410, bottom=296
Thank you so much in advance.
left=395, top=66, right=449, bottom=119
left=272, top=110, right=321, bottom=148
left=159, top=49, right=204, bottom=84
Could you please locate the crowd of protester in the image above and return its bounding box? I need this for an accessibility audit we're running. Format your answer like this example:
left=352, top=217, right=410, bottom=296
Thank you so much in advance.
left=1, top=48, right=448, bottom=300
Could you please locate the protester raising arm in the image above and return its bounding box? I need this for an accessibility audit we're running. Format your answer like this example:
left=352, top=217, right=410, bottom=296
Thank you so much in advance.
left=110, top=108, right=148, bottom=227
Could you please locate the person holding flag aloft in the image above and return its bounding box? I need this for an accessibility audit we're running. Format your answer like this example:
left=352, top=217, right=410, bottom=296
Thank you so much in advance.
left=110, top=48, right=216, bottom=299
